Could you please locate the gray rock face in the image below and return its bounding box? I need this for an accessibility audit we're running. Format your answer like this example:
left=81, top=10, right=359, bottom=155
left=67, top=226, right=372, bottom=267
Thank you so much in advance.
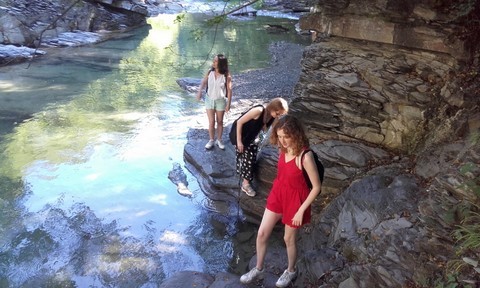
left=0, top=0, right=148, bottom=47
left=291, top=37, right=470, bottom=151
left=3, top=0, right=478, bottom=287
left=299, top=0, right=477, bottom=61
left=179, top=1, right=480, bottom=287
left=0, top=0, right=185, bottom=64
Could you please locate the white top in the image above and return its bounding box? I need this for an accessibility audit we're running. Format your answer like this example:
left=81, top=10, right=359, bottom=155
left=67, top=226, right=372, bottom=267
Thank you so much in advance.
left=207, top=71, right=226, bottom=100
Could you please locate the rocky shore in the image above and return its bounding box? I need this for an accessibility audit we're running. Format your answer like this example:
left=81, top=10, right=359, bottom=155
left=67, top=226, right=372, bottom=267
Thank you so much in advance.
left=176, top=1, right=480, bottom=285
left=0, top=0, right=311, bottom=66
left=2, top=0, right=479, bottom=287
left=166, top=41, right=312, bottom=288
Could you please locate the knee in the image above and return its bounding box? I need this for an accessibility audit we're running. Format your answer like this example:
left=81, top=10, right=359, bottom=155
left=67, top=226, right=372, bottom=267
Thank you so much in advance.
left=257, top=230, right=269, bottom=243
left=283, top=234, right=296, bottom=247
left=217, top=118, right=224, bottom=126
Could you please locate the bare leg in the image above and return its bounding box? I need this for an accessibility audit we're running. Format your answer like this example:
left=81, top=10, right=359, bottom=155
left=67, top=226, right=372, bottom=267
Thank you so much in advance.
left=206, top=109, right=215, bottom=140
left=255, top=209, right=282, bottom=270
left=215, top=110, right=225, bottom=140
left=284, top=225, right=298, bottom=272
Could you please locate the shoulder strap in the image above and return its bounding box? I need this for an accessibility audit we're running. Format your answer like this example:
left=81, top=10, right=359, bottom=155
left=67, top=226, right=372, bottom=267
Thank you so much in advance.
left=295, top=148, right=312, bottom=170
left=298, top=148, right=311, bottom=170
left=205, top=70, right=210, bottom=92
left=224, top=72, right=228, bottom=94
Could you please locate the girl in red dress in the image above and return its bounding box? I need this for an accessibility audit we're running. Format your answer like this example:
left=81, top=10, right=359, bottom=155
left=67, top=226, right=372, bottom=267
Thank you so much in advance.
left=240, top=115, right=322, bottom=288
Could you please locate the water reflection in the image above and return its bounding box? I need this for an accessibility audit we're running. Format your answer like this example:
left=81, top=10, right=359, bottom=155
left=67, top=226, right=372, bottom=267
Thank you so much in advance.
left=0, top=11, right=308, bottom=287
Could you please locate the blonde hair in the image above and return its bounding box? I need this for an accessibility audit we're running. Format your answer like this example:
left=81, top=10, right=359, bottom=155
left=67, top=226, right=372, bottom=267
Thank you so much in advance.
left=264, top=97, right=289, bottom=123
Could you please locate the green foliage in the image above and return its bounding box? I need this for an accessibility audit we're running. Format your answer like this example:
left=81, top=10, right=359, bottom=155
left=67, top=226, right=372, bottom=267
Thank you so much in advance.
left=469, top=132, right=480, bottom=146
left=442, top=132, right=480, bottom=287
left=434, top=272, right=475, bottom=288
left=458, top=162, right=480, bottom=198
left=190, top=28, right=206, bottom=42
left=434, top=273, right=459, bottom=288
left=173, top=13, right=186, bottom=24
left=253, top=0, right=264, bottom=10
left=206, top=15, right=227, bottom=25
left=454, top=211, right=480, bottom=253
left=444, top=208, right=480, bottom=286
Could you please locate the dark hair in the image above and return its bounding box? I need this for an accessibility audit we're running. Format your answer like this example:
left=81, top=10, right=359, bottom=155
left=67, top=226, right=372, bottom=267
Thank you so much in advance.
left=217, top=54, right=229, bottom=75
left=270, top=115, right=309, bottom=155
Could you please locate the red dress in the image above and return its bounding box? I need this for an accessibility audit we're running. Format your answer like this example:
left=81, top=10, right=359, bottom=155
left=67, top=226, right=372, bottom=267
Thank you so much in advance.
left=266, top=151, right=311, bottom=228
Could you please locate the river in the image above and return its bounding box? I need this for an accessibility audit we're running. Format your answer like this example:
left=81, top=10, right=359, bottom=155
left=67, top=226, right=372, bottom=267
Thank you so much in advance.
left=0, top=5, right=308, bottom=287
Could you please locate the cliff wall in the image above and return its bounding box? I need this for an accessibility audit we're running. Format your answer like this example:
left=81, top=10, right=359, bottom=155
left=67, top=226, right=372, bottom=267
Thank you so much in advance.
left=274, top=0, right=480, bottom=286
left=180, top=1, right=480, bottom=286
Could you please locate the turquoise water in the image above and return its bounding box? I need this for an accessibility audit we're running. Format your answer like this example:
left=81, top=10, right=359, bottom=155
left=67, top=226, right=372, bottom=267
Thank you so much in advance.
left=0, top=11, right=308, bottom=287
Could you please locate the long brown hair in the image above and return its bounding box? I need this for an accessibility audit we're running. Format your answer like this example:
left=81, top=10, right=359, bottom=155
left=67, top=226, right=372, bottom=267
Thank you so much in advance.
left=270, top=115, right=309, bottom=156
left=217, top=54, right=229, bottom=75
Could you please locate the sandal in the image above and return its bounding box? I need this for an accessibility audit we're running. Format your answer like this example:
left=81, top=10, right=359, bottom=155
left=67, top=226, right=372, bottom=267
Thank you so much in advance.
left=241, top=183, right=256, bottom=197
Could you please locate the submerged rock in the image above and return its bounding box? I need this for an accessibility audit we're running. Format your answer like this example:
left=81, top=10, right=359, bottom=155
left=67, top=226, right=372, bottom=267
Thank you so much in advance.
left=0, top=44, right=46, bottom=65
left=168, top=162, right=192, bottom=197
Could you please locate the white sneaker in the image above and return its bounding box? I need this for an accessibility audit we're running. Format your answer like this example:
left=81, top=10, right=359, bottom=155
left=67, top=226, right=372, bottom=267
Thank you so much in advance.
left=276, top=269, right=297, bottom=287
left=215, top=139, right=225, bottom=150
left=205, top=139, right=214, bottom=150
left=240, top=267, right=264, bottom=284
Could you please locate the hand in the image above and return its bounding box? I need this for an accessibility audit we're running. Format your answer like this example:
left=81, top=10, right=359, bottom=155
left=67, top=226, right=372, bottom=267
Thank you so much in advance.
left=236, top=142, right=244, bottom=153
left=292, top=211, right=304, bottom=227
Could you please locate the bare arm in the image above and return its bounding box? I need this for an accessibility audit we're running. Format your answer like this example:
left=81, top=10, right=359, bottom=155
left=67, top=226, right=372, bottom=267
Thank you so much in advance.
left=225, top=74, right=232, bottom=112
left=291, top=151, right=322, bottom=226
left=235, top=106, right=263, bottom=153
left=196, top=71, right=209, bottom=101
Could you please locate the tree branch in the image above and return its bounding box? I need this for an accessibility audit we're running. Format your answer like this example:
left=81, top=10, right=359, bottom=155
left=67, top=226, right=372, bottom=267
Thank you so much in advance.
left=27, top=0, right=83, bottom=68
left=220, top=0, right=261, bottom=17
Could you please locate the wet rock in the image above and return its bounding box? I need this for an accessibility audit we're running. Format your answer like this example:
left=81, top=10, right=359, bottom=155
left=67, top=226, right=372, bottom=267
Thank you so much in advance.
left=182, top=42, right=308, bottom=224
left=179, top=2, right=480, bottom=285
left=0, top=45, right=46, bottom=65
left=0, top=0, right=186, bottom=64
left=41, top=31, right=104, bottom=47
left=167, top=162, right=192, bottom=197
left=0, top=0, right=148, bottom=48
left=158, top=271, right=214, bottom=288
left=264, top=24, right=289, bottom=33
left=176, top=78, right=201, bottom=93
left=166, top=2, right=480, bottom=288
left=207, top=272, right=243, bottom=287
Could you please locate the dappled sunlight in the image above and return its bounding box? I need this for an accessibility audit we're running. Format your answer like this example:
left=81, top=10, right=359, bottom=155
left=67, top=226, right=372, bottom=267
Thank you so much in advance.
left=106, top=112, right=149, bottom=122
left=85, top=172, right=100, bottom=181
left=148, top=193, right=168, bottom=205
left=121, top=116, right=165, bottom=160
left=156, top=243, right=179, bottom=253
left=155, top=230, right=189, bottom=253
left=109, top=184, right=129, bottom=195
left=0, top=79, right=14, bottom=90
left=160, top=230, right=189, bottom=245
left=0, top=80, right=57, bottom=92
left=134, top=209, right=154, bottom=217
left=103, top=205, right=129, bottom=214
left=147, top=14, right=180, bottom=50
left=223, top=27, right=238, bottom=42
